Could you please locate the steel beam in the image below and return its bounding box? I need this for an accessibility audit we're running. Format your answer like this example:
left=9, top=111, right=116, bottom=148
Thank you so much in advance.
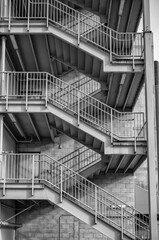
left=27, top=113, right=40, bottom=141
left=0, top=115, right=4, bottom=154
left=143, top=0, right=158, bottom=239
left=44, top=113, right=55, bottom=143
left=155, top=61, right=159, bottom=193
left=28, top=35, right=39, bottom=71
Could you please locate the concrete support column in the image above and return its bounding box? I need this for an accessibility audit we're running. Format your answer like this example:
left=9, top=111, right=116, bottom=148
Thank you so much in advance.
left=143, top=0, right=158, bottom=239
left=155, top=61, right=159, bottom=192
left=1, top=36, right=6, bottom=95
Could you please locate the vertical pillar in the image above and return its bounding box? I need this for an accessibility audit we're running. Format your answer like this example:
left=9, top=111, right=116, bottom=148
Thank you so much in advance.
left=1, top=36, right=6, bottom=95
left=1, top=0, right=9, bottom=19
left=0, top=115, right=4, bottom=180
left=155, top=61, right=159, bottom=192
left=0, top=115, right=4, bottom=154
left=143, top=0, right=158, bottom=239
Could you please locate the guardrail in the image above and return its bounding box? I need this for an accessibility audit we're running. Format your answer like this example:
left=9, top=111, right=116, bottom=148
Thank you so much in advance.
left=0, top=0, right=143, bottom=60
left=59, top=145, right=101, bottom=172
left=0, top=71, right=145, bottom=140
left=0, top=153, right=150, bottom=240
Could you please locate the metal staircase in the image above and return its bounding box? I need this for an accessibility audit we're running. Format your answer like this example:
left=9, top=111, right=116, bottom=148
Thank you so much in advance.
left=0, top=71, right=146, bottom=155
left=0, top=153, right=150, bottom=240
left=0, top=0, right=145, bottom=111
left=6, top=0, right=143, bottom=61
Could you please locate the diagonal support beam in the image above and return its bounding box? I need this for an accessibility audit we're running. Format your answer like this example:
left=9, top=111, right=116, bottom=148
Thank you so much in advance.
left=28, top=35, right=39, bottom=71
left=124, top=155, right=135, bottom=173
left=27, top=113, right=40, bottom=141
left=105, top=156, right=113, bottom=174
left=10, top=35, right=25, bottom=71
left=45, top=35, right=55, bottom=75
left=8, top=113, right=26, bottom=139
left=44, top=113, right=55, bottom=143
left=114, top=155, right=124, bottom=173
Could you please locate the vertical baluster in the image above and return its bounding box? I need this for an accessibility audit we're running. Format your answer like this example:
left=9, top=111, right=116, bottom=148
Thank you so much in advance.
left=3, top=155, right=6, bottom=196
left=26, top=72, right=28, bottom=110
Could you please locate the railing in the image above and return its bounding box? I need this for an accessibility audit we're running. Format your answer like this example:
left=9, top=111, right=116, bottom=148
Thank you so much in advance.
left=56, top=75, right=101, bottom=100
left=59, top=146, right=101, bottom=172
left=1, top=71, right=145, bottom=140
left=0, top=153, right=150, bottom=240
left=0, top=0, right=143, bottom=59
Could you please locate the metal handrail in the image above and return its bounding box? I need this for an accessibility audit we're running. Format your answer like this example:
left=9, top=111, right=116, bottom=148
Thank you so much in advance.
left=1, top=71, right=145, bottom=140
left=2, top=0, right=144, bottom=58
left=0, top=153, right=150, bottom=239
left=55, top=75, right=101, bottom=100
left=59, top=145, right=101, bottom=172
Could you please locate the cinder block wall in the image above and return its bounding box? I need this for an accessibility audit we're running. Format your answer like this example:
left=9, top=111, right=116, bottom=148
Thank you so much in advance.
left=15, top=202, right=110, bottom=240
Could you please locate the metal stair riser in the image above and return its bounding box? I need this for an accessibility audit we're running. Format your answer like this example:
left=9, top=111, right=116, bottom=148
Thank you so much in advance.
left=3, top=0, right=143, bottom=58
left=1, top=153, right=150, bottom=240
left=2, top=72, right=145, bottom=140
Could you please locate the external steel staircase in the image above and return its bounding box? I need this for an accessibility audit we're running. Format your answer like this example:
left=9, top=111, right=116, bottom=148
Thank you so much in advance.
left=2, top=0, right=143, bottom=67
left=0, top=71, right=146, bottom=156
left=0, top=0, right=145, bottom=110
left=0, top=153, right=150, bottom=240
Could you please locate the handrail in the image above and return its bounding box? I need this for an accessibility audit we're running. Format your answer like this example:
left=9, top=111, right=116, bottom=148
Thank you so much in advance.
left=2, top=0, right=144, bottom=58
left=55, top=75, right=101, bottom=100
left=0, top=153, right=150, bottom=239
left=59, top=145, right=101, bottom=172
left=0, top=71, right=145, bottom=140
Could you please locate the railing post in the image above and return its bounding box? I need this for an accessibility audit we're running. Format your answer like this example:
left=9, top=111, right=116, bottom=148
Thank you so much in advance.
left=46, top=0, right=49, bottom=28
left=26, top=73, right=28, bottom=111
left=45, top=73, right=48, bottom=108
left=8, top=0, right=11, bottom=31
left=132, top=33, right=135, bottom=71
left=94, top=186, right=97, bottom=224
left=32, top=155, right=34, bottom=196
left=110, top=108, right=113, bottom=143
left=121, top=205, right=124, bottom=240
left=77, top=12, right=80, bottom=45
left=78, top=91, right=80, bottom=126
left=109, top=29, right=112, bottom=62
left=60, top=165, right=63, bottom=203
left=6, top=72, right=9, bottom=111
left=27, top=0, right=30, bottom=31
left=134, top=114, right=137, bottom=153
left=3, top=154, right=6, bottom=196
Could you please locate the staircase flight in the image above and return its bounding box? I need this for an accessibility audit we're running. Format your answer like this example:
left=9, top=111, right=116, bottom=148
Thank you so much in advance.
left=2, top=71, right=145, bottom=142
left=2, top=0, right=143, bottom=61
left=0, top=153, right=150, bottom=240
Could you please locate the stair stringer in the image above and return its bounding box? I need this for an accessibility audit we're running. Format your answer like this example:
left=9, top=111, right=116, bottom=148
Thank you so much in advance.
left=0, top=182, right=133, bottom=240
